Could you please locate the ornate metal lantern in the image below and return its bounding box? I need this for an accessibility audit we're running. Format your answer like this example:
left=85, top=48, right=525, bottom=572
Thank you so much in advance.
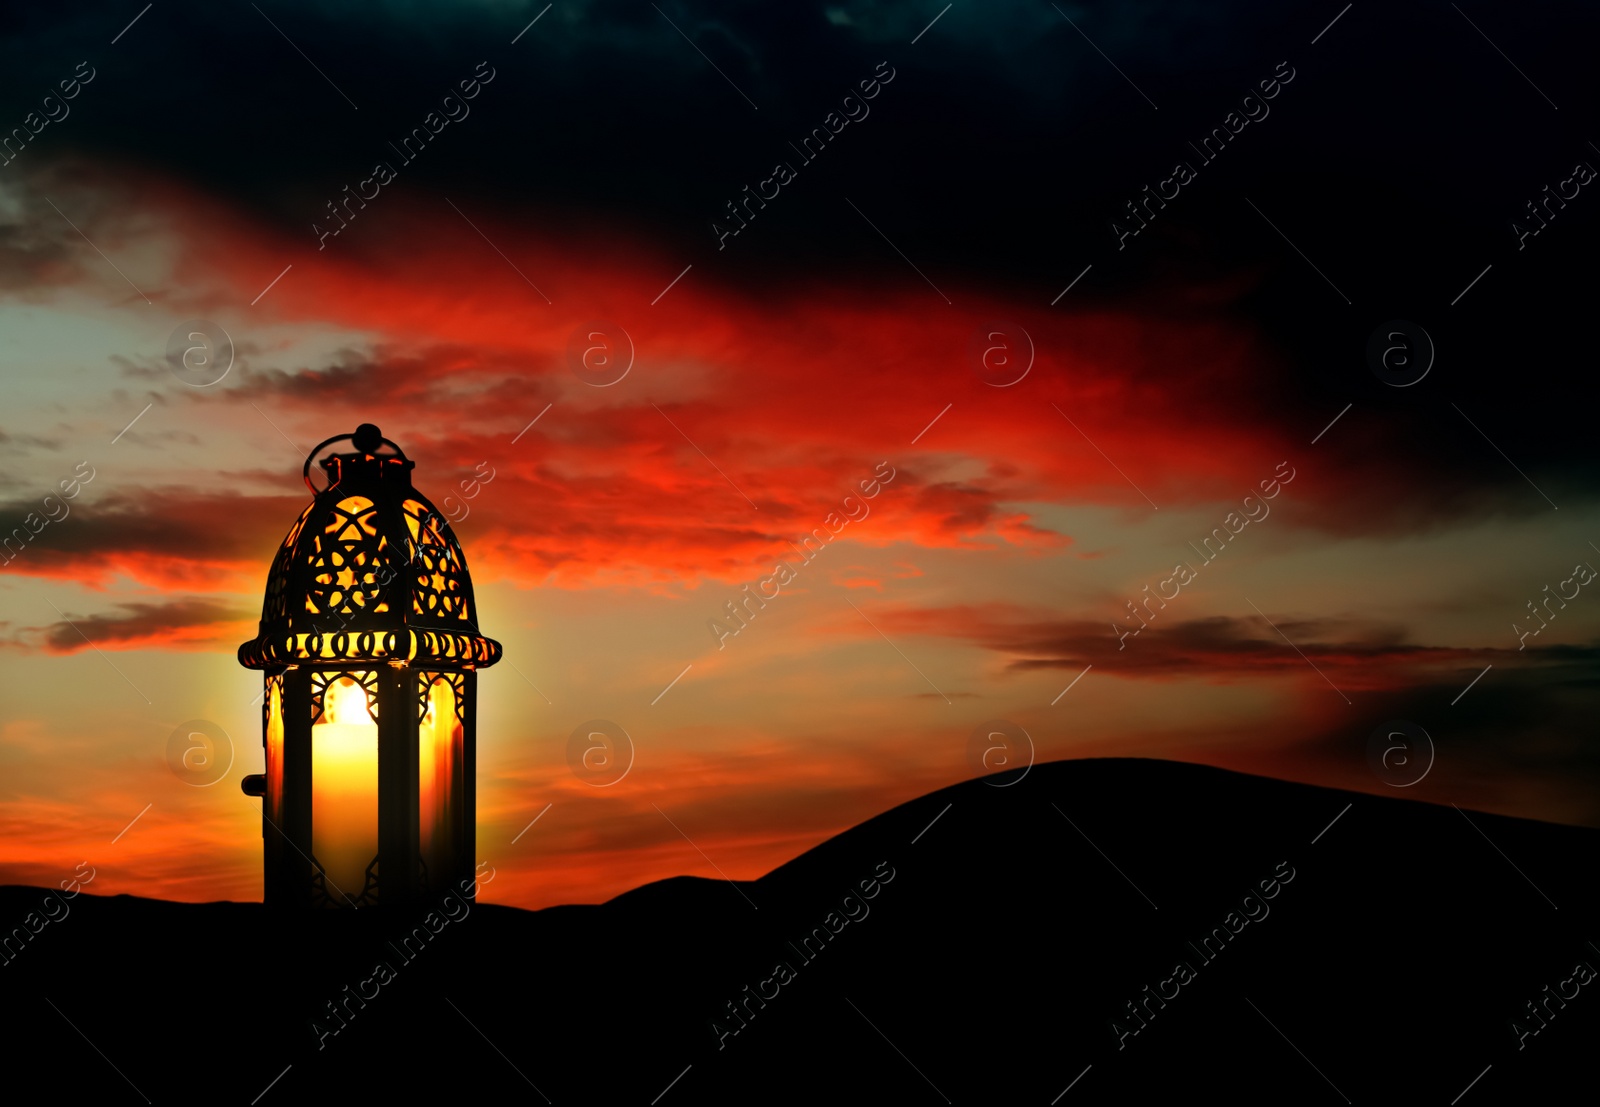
left=239, top=424, right=500, bottom=908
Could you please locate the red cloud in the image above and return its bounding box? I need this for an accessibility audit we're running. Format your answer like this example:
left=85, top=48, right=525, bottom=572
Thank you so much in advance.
left=3, top=167, right=1563, bottom=603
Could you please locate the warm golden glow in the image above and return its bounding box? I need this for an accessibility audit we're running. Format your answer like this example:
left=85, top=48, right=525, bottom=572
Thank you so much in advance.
left=402, top=497, right=470, bottom=621
left=265, top=678, right=284, bottom=827
left=311, top=674, right=379, bottom=905
left=419, top=676, right=461, bottom=883
left=402, top=499, right=427, bottom=542
left=281, top=503, right=314, bottom=550
left=267, top=629, right=496, bottom=664
left=327, top=496, right=377, bottom=539
left=308, top=497, right=383, bottom=616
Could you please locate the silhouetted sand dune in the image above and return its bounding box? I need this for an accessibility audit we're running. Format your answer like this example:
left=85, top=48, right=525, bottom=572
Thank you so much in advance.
left=4, top=759, right=1596, bottom=1104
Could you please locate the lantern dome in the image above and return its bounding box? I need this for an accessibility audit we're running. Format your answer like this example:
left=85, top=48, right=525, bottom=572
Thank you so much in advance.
left=238, top=424, right=502, bottom=672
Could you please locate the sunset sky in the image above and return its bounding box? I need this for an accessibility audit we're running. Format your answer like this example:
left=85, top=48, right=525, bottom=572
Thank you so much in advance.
left=1, top=0, right=1597, bottom=910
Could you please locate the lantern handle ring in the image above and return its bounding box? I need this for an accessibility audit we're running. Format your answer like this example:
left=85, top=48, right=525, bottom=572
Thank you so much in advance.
left=302, top=424, right=407, bottom=494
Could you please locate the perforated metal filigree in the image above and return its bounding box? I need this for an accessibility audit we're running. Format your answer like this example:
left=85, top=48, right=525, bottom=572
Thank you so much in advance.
left=306, top=496, right=396, bottom=619
left=310, top=670, right=380, bottom=723
left=404, top=498, right=471, bottom=623
left=415, top=671, right=467, bottom=724
left=261, top=503, right=316, bottom=625
left=238, top=444, right=500, bottom=672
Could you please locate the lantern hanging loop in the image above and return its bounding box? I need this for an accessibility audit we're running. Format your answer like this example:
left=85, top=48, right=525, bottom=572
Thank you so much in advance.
left=302, top=422, right=409, bottom=493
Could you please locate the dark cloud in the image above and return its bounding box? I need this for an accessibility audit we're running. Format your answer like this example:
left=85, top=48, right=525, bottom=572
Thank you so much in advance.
left=0, top=0, right=1589, bottom=281
left=875, top=599, right=1600, bottom=822
left=0, top=174, right=79, bottom=292
left=1280, top=660, right=1600, bottom=826
left=0, top=429, right=63, bottom=452
left=3, top=597, right=253, bottom=653
left=224, top=345, right=549, bottom=420
left=869, top=602, right=1588, bottom=683
left=0, top=1, right=1594, bottom=567
left=0, top=486, right=305, bottom=584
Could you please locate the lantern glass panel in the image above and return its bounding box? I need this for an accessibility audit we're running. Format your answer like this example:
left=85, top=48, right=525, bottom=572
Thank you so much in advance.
left=419, top=675, right=462, bottom=883
left=265, top=677, right=284, bottom=827
left=311, top=673, right=379, bottom=902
